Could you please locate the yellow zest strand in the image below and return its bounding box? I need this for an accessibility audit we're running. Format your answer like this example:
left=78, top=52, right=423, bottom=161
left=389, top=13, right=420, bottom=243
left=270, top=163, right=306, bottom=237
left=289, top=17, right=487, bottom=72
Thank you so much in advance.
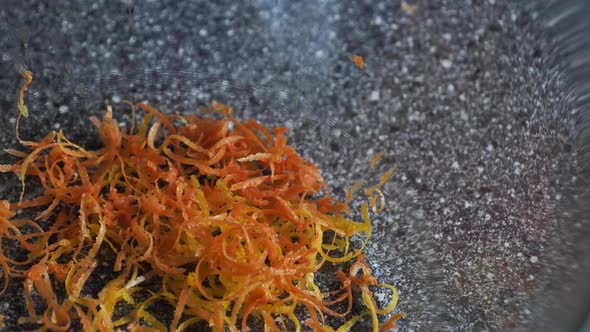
left=17, top=71, right=32, bottom=118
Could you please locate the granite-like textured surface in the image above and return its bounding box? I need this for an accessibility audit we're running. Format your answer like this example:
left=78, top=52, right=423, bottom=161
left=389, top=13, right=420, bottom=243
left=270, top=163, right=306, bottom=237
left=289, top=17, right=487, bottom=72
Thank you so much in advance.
left=0, top=0, right=586, bottom=331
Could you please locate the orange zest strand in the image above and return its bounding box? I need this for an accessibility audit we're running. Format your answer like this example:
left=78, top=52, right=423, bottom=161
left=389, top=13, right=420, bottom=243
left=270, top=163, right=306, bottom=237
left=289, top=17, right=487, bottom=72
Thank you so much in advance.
left=370, top=151, right=385, bottom=170
left=349, top=55, right=364, bottom=70
left=0, top=73, right=404, bottom=331
left=380, top=312, right=406, bottom=331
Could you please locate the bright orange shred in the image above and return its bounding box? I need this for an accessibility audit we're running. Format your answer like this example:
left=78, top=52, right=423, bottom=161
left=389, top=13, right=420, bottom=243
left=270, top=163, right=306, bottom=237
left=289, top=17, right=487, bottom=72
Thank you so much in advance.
left=0, top=72, right=404, bottom=331
left=349, top=55, right=364, bottom=70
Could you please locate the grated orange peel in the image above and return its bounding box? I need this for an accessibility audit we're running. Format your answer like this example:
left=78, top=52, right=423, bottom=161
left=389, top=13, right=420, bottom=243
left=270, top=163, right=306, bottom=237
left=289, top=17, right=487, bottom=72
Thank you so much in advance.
left=0, top=71, right=404, bottom=331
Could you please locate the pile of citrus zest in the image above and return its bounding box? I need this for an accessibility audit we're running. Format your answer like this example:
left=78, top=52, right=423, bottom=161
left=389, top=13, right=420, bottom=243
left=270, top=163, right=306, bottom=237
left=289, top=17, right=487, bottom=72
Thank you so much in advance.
left=349, top=55, right=364, bottom=70
left=0, top=72, right=404, bottom=331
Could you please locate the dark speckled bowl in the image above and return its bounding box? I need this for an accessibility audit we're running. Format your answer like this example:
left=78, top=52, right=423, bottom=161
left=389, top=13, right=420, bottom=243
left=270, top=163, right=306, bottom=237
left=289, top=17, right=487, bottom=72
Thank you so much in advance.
left=1, top=0, right=590, bottom=331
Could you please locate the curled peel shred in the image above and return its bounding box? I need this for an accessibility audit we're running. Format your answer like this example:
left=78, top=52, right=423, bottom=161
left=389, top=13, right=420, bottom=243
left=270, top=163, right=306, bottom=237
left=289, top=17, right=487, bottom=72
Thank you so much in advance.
left=0, top=72, right=403, bottom=331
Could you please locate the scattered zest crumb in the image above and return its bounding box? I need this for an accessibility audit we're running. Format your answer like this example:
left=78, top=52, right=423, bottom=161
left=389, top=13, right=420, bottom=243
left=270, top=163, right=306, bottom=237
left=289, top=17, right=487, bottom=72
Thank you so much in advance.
left=401, top=0, right=417, bottom=14
left=349, top=55, right=365, bottom=70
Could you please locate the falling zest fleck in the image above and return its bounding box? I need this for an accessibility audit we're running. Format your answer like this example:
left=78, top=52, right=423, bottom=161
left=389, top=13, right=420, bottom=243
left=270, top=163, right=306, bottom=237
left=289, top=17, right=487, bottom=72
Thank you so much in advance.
left=349, top=55, right=364, bottom=70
